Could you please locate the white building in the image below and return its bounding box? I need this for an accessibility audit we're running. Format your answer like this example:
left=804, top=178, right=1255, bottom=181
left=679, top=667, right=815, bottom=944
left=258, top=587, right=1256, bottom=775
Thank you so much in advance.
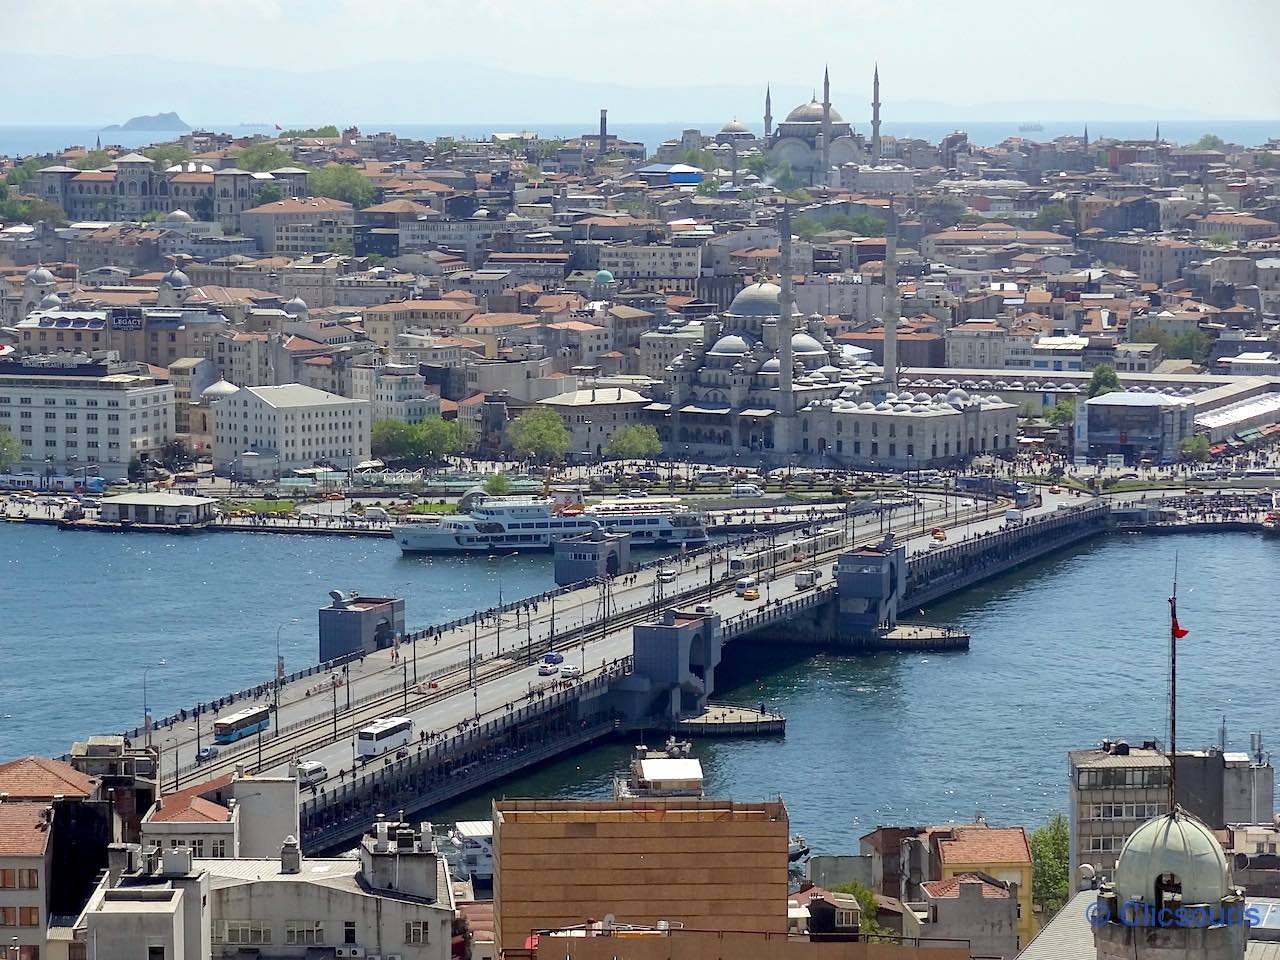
left=597, top=244, right=702, bottom=295
left=0, top=353, right=175, bottom=481
left=140, top=768, right=301, bottom=860
left=211, top=383, right=370, bottom=479
left=74, top=817, right=452, bottom=960
left=540, top=387, right=651, bottom=458
left=352, top=362, right=441, bottom=424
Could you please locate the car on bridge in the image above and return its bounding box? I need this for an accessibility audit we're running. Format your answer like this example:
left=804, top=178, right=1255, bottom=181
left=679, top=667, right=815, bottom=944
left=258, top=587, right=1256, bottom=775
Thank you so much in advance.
left=561, top=665, right=582, bottom=679
left=538, top=662, right=560, bottom=676
left=543, top=651, right=564, bottom=665
left=742, top=587, right=760, bottom=601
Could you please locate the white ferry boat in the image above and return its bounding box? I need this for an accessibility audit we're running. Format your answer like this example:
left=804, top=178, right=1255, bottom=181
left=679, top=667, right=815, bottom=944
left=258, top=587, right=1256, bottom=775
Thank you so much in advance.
left=391, top=495, right=708, bottom=554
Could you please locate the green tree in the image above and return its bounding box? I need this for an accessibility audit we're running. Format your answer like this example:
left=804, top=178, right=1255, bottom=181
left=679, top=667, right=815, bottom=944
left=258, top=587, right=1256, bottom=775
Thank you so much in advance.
left=144, top=144, right=192, bottom=168
left=1045, top=399, right=1077, bottom=427
left=194, top=196, right=214, bottom=221
left=846, top=213, right=886, bottom=236
left=792, top=215, right=822, bottom=240
left=280, top=125, right=340, bottom=139
left=371, top=419, right=417, bottom=460
left=141, top=210, right=164, bottom=222
left=830, top=881, right=886, bottom=937
left=483, top=473, right=513, bottom=496
left=5, top=157, right=49, bottom=188
left=1168, top=328, right=1211, bottom=365
left=785, top=187, right=812, bottom=202
left=308, top=164, right=375, bottom=207
left=506, top=407, right=571, bottom=462
left=1087, top=364, right=1121, bottom=398
left=606, top=425, right=662, bottom=460
left=0, top=195, right=67, bottom=225
left=0, top=427, right=20, bottom=471
left=743, top=153, right=770, bottom=178
left=1194, top=133, right=1225, bottom=150
left=695, top=176, right=720, bottom=196
left=1033, top=202, right=1072, bottom=229
left=254, top=183, right=285, bottom=205
left=681, top=148, right=718, bottom=172
left=1181, top=435, right=1211, bottom=462
left=1030, top=813, right=1071, bottom=917
left=924, top=195, right=967, bottom=228
left=72, top=150, right=112, bottom=170
left=412, top=418, right=473, bottom=463
left=235, top=143, right=293, bottom=172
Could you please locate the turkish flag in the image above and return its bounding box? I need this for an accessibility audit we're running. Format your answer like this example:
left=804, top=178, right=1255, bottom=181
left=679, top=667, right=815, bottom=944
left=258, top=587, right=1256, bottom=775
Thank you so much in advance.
left=1169, top=596, right=1189, bottom=638
left=1172, top=618, right=1189, bottom=639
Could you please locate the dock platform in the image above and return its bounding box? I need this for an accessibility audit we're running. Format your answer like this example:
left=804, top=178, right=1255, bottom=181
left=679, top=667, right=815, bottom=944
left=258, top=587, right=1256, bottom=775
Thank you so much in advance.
left=667, top=704, right=786, bottom=737
left=874, top=623, right=970, bottom=651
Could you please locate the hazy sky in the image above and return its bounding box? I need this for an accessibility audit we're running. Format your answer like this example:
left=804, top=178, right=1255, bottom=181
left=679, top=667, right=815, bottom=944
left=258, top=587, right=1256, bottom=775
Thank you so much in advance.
left=8, top=0, right=1280, bottom=120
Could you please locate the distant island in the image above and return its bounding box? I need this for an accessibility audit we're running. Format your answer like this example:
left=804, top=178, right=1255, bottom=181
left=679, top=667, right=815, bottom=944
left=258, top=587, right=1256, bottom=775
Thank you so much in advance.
left=101, top=112, right=191, bottom=133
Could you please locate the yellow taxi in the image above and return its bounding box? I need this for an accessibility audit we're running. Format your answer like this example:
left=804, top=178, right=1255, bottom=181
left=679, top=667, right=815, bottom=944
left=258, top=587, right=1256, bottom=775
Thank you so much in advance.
left=742, top=587, right=760, bottom=601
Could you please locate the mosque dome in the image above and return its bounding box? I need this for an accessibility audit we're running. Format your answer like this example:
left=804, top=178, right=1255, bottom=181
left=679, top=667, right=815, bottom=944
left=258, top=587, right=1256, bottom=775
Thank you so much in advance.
left=945, top=387, right=971, bottom=405
left=1112, top=811, right=1231, bottom=907
left=708, top=333, right=753, bottom=357
left=283, top=295, right=308, bottom=317
left=26, top=266, right=55, bottom=286
left=792, top=332, right=827, bottom=356
left=164, top=209, right=193, bottom=223
left=720, top=119, right=751, bottom=135
left=726, top=281, right=783, bottom=317
left=161, top=267, right=190, bottom=289
left=760, top=357, right=781, bottom=374
left=200, top=380, right=240, bottom=401
left=594, top=269, right=615, bottom=284
left=39, top=292, right=62, bottom=310
left=785, top=100, right=843, bottom=124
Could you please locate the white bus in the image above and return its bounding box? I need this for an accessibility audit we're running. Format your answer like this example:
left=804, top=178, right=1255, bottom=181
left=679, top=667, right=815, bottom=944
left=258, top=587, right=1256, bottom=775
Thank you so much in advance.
left=356, top=716, right=414, bottom=759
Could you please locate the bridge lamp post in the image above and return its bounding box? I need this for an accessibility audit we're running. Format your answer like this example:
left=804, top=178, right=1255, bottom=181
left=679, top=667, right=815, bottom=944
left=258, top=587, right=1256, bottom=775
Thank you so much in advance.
left=274, top=618, right=300, bottom=719
left=142, top=659, right=167, bottom=748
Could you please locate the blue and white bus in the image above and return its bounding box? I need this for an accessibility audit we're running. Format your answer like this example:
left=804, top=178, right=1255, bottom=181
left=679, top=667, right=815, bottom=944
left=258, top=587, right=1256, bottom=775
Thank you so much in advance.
left=356, top=716, right=414, bottom=760
left=213, top=705, right=271, bottom=744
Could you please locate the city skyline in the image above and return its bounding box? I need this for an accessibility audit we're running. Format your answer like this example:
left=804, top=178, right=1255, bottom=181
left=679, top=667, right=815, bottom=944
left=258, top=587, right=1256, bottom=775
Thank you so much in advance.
left=4, top=0, right=1279, bottom=124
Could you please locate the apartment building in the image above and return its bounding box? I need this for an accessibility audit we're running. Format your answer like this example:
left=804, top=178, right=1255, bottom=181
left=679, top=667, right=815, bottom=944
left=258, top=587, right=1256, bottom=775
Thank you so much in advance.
left=1068, top=742, right=1172, bottom=882
left=351, top=361, right=441, bottom=423
left=944, top=320, right=1008, bottom=368
left=239, top=198, right=356, bottom=254
left=363, top=299, right=480, bottom=347
left=597, top=243, right=701, bottom=295
left=0, top=354, right=174, bottom=480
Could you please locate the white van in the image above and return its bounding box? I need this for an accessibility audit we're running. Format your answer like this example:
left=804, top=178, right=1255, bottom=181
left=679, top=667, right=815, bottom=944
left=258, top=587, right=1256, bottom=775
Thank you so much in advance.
left=794, top=569, right=818, bottom=589
left=297, top=760, right=328, bottom=787
left=657, top=567, right=678, bottom=584
left=734, top=576, right=758, bottom=596
left=364, top=506, right=391, bottom=522
left=732, top=483, right=764, bottom=498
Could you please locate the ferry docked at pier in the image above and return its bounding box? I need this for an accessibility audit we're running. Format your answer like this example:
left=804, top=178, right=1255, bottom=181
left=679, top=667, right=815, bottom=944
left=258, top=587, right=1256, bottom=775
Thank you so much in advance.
left=390, top=495, right=708, bottom=554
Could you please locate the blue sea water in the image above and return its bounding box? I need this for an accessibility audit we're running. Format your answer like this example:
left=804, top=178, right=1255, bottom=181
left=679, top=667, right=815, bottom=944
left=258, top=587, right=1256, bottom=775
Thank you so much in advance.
left=1, top=119, right=1275, bottom=158
left=1, top=524, right=1275, bottom=849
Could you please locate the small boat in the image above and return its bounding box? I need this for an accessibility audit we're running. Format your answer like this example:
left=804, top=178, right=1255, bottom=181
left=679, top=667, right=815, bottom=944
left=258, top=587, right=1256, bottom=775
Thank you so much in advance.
left=789, top=834, right=811, bottom=862
left=1018, top=122, right=1044, bottom=133
left=614, top=737, right=704, bottom=799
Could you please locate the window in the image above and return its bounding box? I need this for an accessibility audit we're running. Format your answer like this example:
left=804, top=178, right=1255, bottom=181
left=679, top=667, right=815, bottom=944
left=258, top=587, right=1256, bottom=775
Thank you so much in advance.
left=19, top=906, right=38, bottom=927
left=0, top=907, right=14, bottom=926
left=405, top=921, right=430, bottom=944
left=211, top=839, right=226, bottom=858
left=344, top=921, right=357, bottom=945
left=286, top=921, right=324, bottom=945
left=0, top=869, right=14, bottom=888
left=835, top=909, right=857, bottom=927
left=221, top=921, right=271, bottom=944
left=148, top=947, right=164, bottom=960
left=18, top=870, right=38, bottom=890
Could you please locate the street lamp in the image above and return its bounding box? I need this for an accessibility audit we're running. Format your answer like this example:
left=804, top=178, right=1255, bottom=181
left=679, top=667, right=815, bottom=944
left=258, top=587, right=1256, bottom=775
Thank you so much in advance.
left=142, top=659, right=167, bottom=747
left=274, top=618, right=300, bottom=717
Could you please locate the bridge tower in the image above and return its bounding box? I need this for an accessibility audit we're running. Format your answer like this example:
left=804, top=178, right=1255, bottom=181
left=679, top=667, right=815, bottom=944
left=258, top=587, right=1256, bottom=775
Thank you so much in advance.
left=835, top=536, right=906, bottom=641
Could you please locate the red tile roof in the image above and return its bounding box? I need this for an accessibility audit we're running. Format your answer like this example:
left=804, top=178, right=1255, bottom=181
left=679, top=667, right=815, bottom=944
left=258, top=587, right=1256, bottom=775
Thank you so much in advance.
left=0, top=803, right=52, bottom=857
left=149, top=794, right=230, bottom=824
left=921, top=872, right=1011, bottom=899
left=0, top=757, right=97, bottom=800
left=935, top=826, right=1031, bottom=866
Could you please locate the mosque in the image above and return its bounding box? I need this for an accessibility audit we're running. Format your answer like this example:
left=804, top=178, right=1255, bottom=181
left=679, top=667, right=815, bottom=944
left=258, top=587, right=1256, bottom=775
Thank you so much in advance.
left=647, top=209, right=1017, bottom=469
left=753, top=66, right=884, bottom=182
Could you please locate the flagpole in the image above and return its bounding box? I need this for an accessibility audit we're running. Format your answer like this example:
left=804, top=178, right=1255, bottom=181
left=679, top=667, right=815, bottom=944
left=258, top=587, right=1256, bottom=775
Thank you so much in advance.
left=1168, top=554, right=1179, bottom=813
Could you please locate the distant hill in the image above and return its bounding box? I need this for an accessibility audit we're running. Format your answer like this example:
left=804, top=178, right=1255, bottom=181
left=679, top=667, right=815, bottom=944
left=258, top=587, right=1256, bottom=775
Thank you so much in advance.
left=101, top=112, right=191, bottom=133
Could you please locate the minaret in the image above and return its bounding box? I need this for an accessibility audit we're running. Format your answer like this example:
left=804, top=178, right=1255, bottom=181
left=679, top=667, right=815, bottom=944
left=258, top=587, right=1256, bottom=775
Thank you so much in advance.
left=871, top=63, right=882, bottom=163
left=764, top=85, right=773, bottom=140
left=1155, top=121, right=1161, bottom=144
left=882, top=196, right=899, bottom=392
left=821, top=65, right=832, bottom=175
left=778, top=203, right=795, bottom=415
left=1083, top=124, right=1089, bottom=148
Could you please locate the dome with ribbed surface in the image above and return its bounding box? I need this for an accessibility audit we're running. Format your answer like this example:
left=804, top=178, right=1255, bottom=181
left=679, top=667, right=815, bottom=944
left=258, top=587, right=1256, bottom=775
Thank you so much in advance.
left=785, top=100, right=843, bottom=124
left=726, top=281, right=782, bottom=318
left=26, top=266, right=55, bottom=286
left=1112, top=811, right=1230, bottom=907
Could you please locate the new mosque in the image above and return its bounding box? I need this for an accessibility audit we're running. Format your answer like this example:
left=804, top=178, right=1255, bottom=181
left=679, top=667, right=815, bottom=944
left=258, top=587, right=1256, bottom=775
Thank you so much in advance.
left=647, top=211, right=1018, bottom=469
